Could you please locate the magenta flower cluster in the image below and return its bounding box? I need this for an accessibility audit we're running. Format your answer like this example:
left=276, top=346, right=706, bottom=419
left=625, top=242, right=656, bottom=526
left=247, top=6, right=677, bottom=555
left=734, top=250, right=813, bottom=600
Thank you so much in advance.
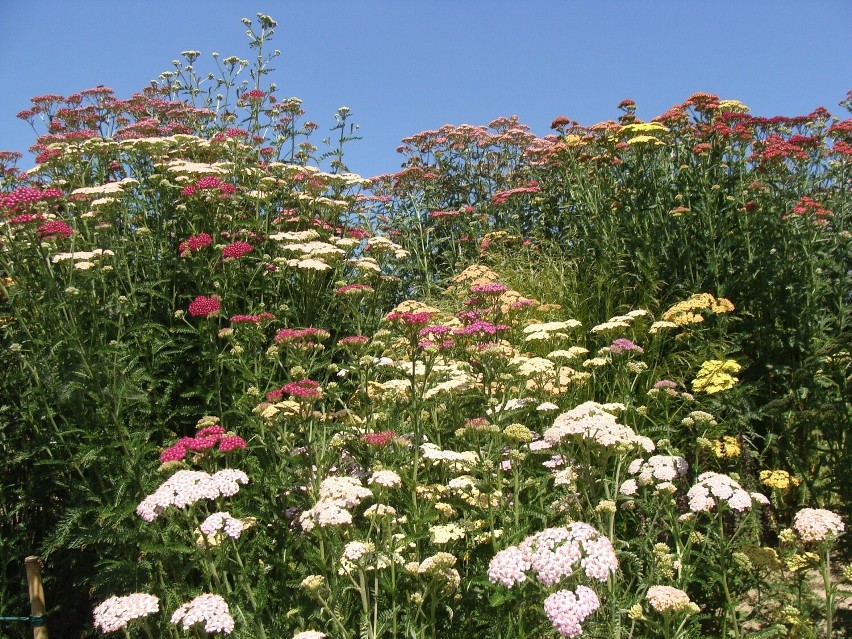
left=160, top=425, right=246, bottom=463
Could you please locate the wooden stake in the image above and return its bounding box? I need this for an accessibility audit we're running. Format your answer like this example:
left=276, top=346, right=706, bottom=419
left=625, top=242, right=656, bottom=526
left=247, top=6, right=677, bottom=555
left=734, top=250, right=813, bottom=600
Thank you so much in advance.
left=24, top=557, right=48, bottom=639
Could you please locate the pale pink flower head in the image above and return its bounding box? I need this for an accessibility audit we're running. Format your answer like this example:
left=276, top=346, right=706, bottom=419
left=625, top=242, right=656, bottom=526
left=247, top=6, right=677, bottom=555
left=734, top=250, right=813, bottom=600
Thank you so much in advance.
left=793, top=508, right=845, bottom=543
left=543, top=585, right=600, bottom=638
left=646, top=585, right=692, bottom=613
left=170, top=593, right=234, bottom=634
left=686, top=472, right=765, bottom=513
left=293, top=631, right=326, bottom=639
left=93, top=593, right=159, bottom=633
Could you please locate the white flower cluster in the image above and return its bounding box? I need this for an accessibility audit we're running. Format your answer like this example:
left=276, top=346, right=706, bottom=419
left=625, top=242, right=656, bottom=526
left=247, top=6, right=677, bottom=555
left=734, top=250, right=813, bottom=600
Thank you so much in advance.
left=300, top=476, right=372, bottom=531
left=368, top=469, right=402, bottom=488
left=544, top=402, right=654, bottom=452
left=171, top=593, right=234, bottom=634
left=686, top=472, right=768, bottom=513
left=366, top=235, right=410, bottom=259
left=93, top=593, right=159, bottom=633
left=199, top=511, right=244, bottom=540
left=421, top=443, right=478, bottom=470
left=793, top=508, right=845, bottom=542
left=621, top=456, right=688, bottom=495
left=136, top=469, right=249, bottom=522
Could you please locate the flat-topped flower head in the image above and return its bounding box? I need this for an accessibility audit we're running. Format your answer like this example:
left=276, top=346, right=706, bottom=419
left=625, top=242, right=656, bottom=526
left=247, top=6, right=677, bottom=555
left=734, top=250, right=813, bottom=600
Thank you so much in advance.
left=188, top=295, right=221, bottom=318
left=793, top=508, right=845, bottom=543
left=93, top=593, right=159, bottom=633
left=687, top=472, right=765, bottom=513
left=646, top=585, right=692, bottom=614
left=171, top=594, right=234, bottom=634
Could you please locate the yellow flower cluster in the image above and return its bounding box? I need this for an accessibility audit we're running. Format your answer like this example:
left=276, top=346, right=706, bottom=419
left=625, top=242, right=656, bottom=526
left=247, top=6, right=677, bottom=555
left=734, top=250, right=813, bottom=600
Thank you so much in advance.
left=662, top=293, right=735, bottom=326
left=760, top=469, right=801, bottom=490
left=712, top=435, right=741, bottom=458
left=692, top=359, right=741, bottom=394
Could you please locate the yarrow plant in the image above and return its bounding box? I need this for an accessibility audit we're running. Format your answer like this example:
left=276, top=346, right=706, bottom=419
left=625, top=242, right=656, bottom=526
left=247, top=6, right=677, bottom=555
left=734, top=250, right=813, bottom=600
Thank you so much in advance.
left=1, top=16, right=850, bottom=638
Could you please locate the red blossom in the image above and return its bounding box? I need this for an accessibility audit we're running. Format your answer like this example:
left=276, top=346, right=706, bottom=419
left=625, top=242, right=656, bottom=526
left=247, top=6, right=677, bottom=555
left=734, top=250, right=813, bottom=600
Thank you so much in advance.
left=179, top=232, right=213, bottom=254
left=222, top=241, right=253, bottom=259
left=36, top=220, right=72, bottom=239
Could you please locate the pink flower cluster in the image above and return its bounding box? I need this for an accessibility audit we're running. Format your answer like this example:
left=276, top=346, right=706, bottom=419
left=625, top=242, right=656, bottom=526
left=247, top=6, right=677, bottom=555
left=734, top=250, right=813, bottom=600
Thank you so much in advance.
left=335, top=283, right=375, bottom=295
left=686, top=472, right=767, bottom=513
left=453, top=320, right=509, bottom=337
left=181, top=176, right=236, bottom=197
left=36, top=220, right=72, bottom=239
left=229, top=312, right=274, bottom=325
left=361, top=430, right=396, bottom=447
left=491, top=182, right=540, bottom=206
left=188, top=295, right=221, bottom=318
left=93, top=593, right=159, bottom=633
left=221, top=241, right=253, bottom=259
left=470, top=282, right=508, bottom=295
left=160, top=425, right=246, bottom=463
left=171, top=594, right=234, bottom=634
left=267, top=379, right=322, bottom=401
left=488, top=523, right=618, bottom=588
left=0, top=185, right=63, bottom=214
left=543, top=586, right=600, bottom=638
left=136, top=469, right=249, bottom=522
left=274, top=327, right=330, bottom=344
left=624, top=455, right=688, bottom=492
left=386, top=311, right=433, bottom=326
left=179, top=232, right=213, bottom=254
left=609, top=338, right=644, bottom=354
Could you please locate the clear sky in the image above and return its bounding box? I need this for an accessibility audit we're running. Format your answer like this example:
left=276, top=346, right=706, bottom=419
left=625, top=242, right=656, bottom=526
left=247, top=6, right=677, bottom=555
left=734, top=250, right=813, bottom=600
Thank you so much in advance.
left=1, top=0, right=850, bottom=179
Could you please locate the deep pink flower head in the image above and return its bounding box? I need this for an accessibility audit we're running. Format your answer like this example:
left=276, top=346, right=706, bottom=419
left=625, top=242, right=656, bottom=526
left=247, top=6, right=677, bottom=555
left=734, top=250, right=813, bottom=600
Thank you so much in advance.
left=36, top=220, right=72, bottom=239
left=218, top=435, right=247, bottom=452
left=338, top=335, right=369, bottom=347
left=188, top=296, right=221, bottom=318
left=222, top=241, right=253, bottom=259
left=470, top=282, right=508, bottom=295
left=179, top=233, right=213, bottom=254
left=386, top=311, right=433, bottom=326
left=282, top=379, right=322, bottom=400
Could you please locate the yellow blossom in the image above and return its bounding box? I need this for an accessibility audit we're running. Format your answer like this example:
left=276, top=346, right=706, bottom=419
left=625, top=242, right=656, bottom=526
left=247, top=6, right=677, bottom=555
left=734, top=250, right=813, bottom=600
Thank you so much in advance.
left=692, top=359, right=741, bottom=394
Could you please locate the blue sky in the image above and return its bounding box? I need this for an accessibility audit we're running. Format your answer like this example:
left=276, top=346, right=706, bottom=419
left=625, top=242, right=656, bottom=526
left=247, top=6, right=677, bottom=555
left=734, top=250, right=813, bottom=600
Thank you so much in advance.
left=1, top=0, right=850, bottom=179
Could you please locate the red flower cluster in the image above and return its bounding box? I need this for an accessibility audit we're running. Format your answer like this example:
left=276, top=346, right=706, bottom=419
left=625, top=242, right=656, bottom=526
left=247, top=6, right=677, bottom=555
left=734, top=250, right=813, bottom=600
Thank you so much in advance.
left=159, top=425, right=246, bottom=463
left=791, top=196, right=832, bottom=226
left=221, top=241, right=253, bottom=259
left=188, top=295, right=221, bottom=318
left=179, top=232, right=213, bottom=254
left=338, top=335, right=369, bottom=347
